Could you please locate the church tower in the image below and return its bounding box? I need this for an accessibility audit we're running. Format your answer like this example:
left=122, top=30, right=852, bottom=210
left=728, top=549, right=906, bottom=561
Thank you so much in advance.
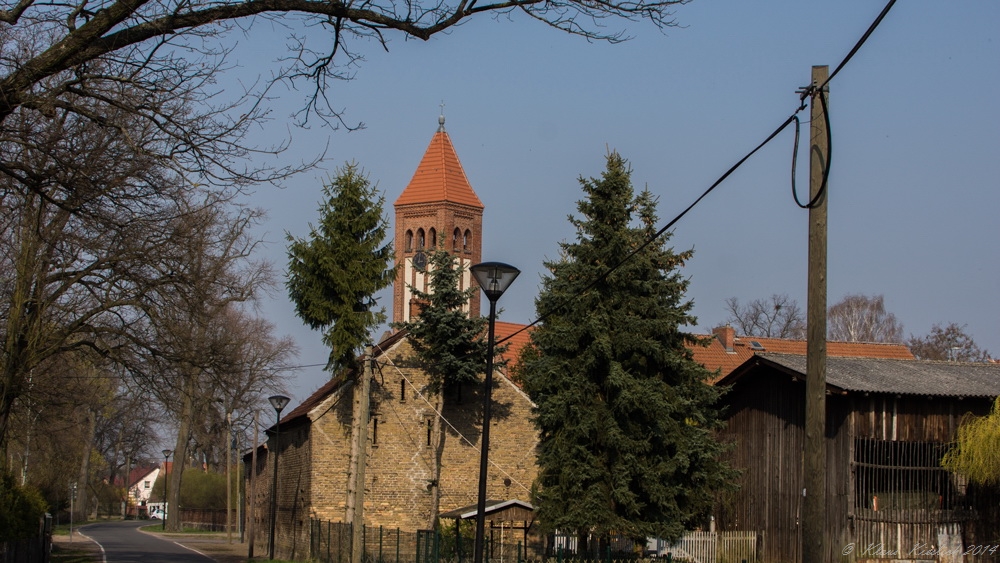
left=393, top=115, right=484, bottom=323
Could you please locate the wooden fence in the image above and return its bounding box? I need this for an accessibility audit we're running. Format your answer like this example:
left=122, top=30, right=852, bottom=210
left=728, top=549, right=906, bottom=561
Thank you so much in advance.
left=653, top=531, right=759, bottom=563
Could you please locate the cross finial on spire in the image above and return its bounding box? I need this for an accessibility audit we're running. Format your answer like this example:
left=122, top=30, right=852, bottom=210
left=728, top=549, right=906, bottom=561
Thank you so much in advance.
left=438, top=101, right=446, bottom=132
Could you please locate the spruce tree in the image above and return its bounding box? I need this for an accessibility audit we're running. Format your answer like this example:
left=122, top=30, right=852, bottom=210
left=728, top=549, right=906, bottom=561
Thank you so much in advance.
left=394, top=248, right=489, bottom=393
left=522, top=152, right=733, bottom=546
left=286, top=163, right=395, bottom=373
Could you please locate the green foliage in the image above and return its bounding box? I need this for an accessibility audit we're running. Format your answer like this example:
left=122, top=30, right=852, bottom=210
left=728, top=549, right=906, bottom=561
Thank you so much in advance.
left=286, top=163, right=396, bottom=373
left=908, top=322, right=991, bottom=362
left=941, top=398, right=1000, bottom=485
left=153, top=470, right=228, bottom=509
left=522, top=151, right=734, bottom=543
left=0, top=471, right=49, bottom=540
left=393, top=248, right=489, bottom=394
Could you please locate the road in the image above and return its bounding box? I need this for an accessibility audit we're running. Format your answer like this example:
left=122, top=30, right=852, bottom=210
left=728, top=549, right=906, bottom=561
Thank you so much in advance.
left=78, top=521, right=225, bottom=563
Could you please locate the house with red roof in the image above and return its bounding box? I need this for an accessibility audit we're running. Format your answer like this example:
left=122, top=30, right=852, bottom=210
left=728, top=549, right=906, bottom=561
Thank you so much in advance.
left=125, top=462, right=169, bottom=518
left=692, top=324, right=915, bottom=382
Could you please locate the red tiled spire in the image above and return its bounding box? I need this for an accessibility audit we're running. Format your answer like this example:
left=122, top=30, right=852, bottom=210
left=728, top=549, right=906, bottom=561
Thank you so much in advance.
left=394, top=121, right=483, bottom=209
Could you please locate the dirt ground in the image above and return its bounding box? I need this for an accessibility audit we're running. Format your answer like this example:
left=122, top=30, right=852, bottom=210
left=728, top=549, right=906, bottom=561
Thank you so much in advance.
left=52, top=529, right=256, bottom=563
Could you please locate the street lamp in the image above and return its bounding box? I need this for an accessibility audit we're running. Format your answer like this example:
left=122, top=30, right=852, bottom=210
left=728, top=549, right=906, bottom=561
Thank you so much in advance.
left=161, top=449, right=172, bottom=531
left=469, top=262, right=520, bottom=563
left=267, top=395, right=290, bottom=560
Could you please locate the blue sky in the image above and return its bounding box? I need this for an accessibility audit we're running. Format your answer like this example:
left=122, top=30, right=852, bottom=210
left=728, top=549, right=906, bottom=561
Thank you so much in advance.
left=231, top=0, right=1000, bottom=402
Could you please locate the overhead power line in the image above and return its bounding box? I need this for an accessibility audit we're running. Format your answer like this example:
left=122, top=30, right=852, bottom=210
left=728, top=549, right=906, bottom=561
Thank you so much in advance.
left=496, top=0, right=898, bottom=348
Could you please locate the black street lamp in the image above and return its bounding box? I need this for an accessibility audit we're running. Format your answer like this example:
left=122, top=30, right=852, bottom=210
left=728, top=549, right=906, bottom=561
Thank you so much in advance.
left=469, top=262, right=520, bottom=563
left=267, top=395, right=290, bottom=560
left=161, top=449, right=172, bottom=531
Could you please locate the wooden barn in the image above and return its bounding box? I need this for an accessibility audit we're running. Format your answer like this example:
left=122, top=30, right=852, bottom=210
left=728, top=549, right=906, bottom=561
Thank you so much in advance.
left=714, top=353, right=1000, bottom=563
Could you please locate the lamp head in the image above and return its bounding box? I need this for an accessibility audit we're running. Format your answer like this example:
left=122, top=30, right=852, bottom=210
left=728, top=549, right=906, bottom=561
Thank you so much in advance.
left=162, top=449, right=172, bottom=459
left=269, top=394, right=291, bottom=413
left=470, top=262, right=520, bottom=302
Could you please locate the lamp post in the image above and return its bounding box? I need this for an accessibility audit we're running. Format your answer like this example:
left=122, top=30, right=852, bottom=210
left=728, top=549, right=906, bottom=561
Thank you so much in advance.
left=161, top=449, right=172, bottom=531
left=226, top=410, right=233, bottom=544
left=469, top=262, right=520, bottom=563
left=267, top=395, right=290, bottom=560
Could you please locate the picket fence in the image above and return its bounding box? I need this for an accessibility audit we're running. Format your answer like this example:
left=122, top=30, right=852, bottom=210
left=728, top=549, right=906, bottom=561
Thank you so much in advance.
left=651, top=531, right=759, bottom=563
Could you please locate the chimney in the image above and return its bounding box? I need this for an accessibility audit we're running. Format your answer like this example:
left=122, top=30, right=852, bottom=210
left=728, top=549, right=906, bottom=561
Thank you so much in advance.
left=713, top=325, right=736, bottom=352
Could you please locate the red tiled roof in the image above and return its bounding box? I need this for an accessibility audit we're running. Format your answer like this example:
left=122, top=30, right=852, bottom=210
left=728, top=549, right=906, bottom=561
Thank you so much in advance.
left=691, top=330, right=915, bottom=383
left=495, top=321, right=533, bottom=367
left=276, top=323, right=915, bottom=434
left=394, top=130, right=483, bottom=209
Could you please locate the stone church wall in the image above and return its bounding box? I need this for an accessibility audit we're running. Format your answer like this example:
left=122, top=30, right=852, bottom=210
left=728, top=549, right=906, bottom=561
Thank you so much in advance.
left=307, top=338, right=539, bottom=533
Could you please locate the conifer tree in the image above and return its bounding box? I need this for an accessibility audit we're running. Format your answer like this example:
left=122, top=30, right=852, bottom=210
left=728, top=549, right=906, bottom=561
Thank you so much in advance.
left=286, top=163, right=395, bottom=373
left=522, top=152, right=733, bottom=546
left=395, top=248, right=489, bottom=393
left=394, top=248, right=490, bottom=528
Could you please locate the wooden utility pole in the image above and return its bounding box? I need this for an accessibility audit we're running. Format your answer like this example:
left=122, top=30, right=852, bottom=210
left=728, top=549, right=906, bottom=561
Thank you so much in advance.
left=349, top=350, right=373, bottom=563
left=804, top=64, right=829, bottom=563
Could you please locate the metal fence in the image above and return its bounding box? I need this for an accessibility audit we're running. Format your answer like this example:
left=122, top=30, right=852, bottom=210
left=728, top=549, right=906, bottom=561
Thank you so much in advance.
left=309, top=521, right=759, bottom=563
left=550, top=532, right=759, bottom=563
left=310, top=521, right=538, bottom=563
left=1, top=514, right=52, bottom=563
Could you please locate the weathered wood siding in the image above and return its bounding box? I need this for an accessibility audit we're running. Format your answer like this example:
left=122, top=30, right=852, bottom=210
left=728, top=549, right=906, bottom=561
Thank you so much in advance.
left=716, top=366, right=999, bottom=563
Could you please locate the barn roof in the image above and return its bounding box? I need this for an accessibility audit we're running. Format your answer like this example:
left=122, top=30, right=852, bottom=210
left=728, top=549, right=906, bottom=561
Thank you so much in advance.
left=722, top=353, right=1000, bottom=398
left=690, top=327, right=915, bottom=383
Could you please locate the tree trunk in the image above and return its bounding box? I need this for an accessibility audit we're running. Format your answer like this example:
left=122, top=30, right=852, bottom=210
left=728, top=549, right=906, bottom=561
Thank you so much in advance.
left=167, top=375, right=196, bottom=532
left=76, top=408, right=96, bottom=519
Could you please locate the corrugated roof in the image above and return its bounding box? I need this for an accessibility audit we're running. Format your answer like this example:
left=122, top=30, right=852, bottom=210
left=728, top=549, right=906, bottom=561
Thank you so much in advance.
left=690, top=333, right=915, bottom=383
left=738, top=353, right=1000, bottom=398
left=394, top=130, right=483, bottom=209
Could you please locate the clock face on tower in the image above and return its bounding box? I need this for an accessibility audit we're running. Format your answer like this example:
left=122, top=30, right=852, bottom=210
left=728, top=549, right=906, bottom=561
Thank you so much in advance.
left=413, top=251, right=427, bottom=272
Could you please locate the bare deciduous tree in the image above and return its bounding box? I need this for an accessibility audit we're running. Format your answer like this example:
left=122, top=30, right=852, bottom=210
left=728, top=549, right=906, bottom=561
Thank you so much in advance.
left=908, top=322, right=991, bottom=362
left=0, top=91, right=200, bottom=448
left=0, top=57, right=298, bottom=454
left=124, top=198, right=293, bottom=530
left=0, top=0, right=688, bottom=131
left=827, top=293, right=903, bottom=343
left=724, top=294, right=805, bottom=339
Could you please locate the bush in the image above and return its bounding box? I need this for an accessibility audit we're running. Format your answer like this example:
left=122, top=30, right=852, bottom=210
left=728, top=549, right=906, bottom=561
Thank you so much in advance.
left=0, top=471, right=49, bottom=540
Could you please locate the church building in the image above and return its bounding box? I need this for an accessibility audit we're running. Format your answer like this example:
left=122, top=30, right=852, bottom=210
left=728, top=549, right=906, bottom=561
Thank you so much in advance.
left=244, top=117, right=539, bottom=561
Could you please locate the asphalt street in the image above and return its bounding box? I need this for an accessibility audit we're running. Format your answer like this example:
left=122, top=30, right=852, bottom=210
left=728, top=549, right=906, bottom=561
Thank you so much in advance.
left=79, top=521, right=221, bottom=563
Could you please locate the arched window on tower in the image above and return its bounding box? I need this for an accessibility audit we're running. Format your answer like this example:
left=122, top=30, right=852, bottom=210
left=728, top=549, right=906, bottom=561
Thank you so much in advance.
left=463, top=229, right=472, bottom=253
left=428, top=228, right=437, bottom=249
left=453, top=228, right=461, bottom=252
left=417, top=228, right=426, bottom=249
left=405, top=230, right=414, bottom=252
